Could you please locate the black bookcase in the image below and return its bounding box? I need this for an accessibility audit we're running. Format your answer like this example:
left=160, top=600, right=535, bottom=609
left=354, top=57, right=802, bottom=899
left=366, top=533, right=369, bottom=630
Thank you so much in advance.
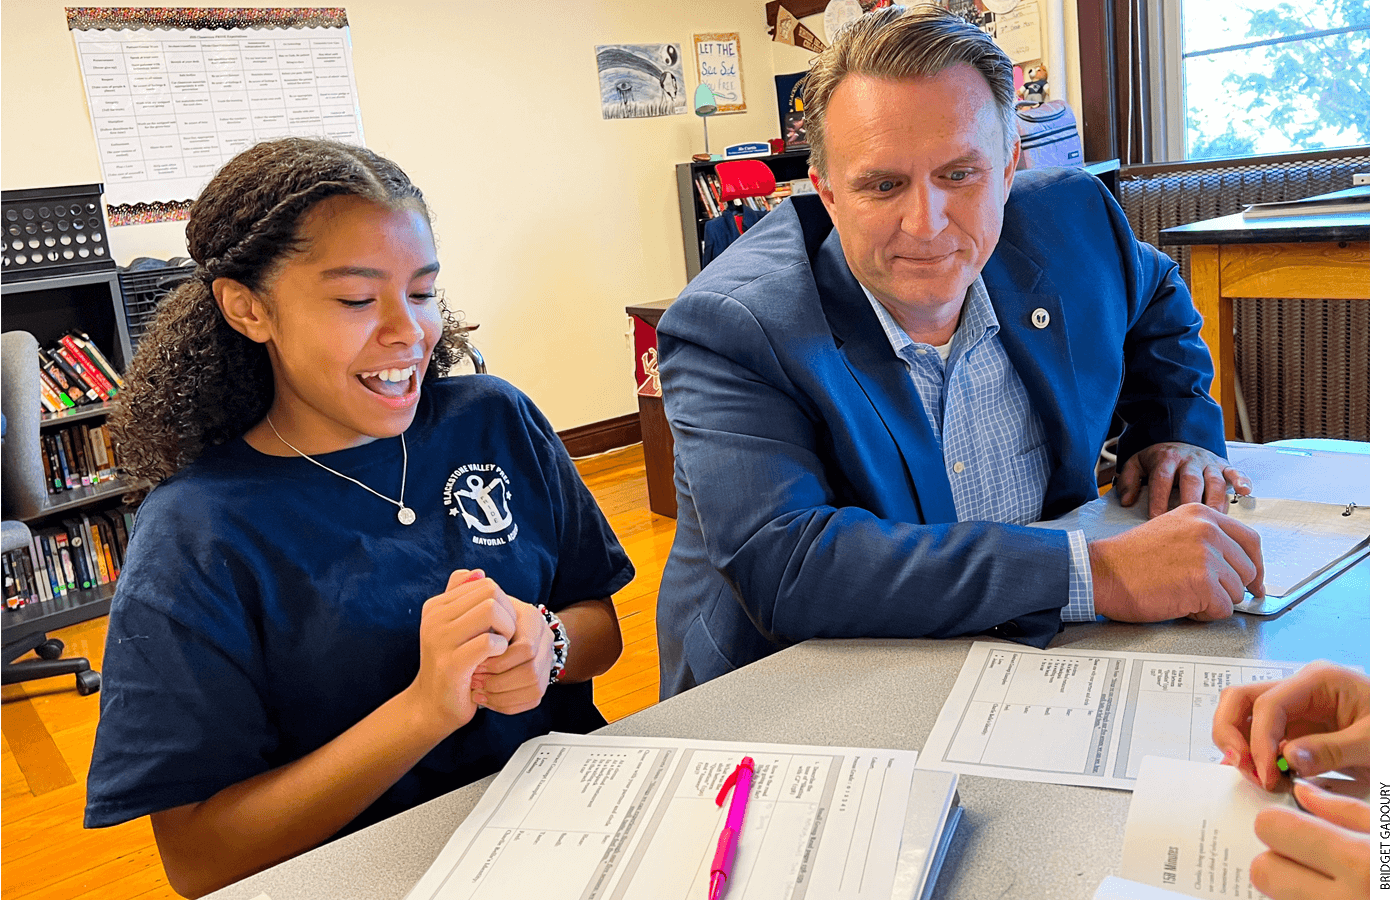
left=3, top=270, right=137, bottom=636
left=2, top=270, right=133, bottom=372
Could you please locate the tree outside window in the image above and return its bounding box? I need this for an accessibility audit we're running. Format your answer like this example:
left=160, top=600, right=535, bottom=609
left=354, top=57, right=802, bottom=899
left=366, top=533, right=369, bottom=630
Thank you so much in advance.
left=1178, top=0, right=1368, bottom=160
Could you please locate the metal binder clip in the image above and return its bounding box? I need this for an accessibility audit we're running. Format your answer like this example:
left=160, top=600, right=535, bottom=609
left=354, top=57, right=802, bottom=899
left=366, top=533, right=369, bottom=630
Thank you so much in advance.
left=1343, top=502, right=1356, bottom=516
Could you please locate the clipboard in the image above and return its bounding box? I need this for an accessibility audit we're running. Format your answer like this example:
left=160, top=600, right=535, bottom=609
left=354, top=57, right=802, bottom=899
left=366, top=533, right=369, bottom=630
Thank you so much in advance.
left=1227, top=494, right=1369, bottom=615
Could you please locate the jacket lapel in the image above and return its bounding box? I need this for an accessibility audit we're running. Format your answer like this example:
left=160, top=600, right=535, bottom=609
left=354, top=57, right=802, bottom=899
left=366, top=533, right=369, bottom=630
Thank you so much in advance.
left=812, top=228, right=958, bottom=522
left=983, top=242, right=1097, bottom=515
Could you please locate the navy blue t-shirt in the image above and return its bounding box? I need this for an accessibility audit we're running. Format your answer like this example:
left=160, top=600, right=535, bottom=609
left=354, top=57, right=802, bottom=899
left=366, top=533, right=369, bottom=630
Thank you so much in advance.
left=85, top=376, right=635, bottom=834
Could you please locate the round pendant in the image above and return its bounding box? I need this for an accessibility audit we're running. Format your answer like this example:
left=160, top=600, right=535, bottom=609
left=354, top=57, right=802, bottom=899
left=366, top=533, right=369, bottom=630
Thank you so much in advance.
left=397, top=506, right=416, bottom=526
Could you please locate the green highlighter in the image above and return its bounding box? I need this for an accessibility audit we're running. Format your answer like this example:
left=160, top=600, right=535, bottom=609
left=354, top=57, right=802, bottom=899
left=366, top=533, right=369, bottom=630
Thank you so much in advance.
left=1277, top=755, right=1306, bottom=812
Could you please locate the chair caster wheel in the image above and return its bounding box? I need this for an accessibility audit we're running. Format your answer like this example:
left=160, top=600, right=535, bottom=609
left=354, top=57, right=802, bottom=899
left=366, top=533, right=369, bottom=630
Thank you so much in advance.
left=76, top=669, right=101, bottom=696
left=36, top=639, right=64, bottom=660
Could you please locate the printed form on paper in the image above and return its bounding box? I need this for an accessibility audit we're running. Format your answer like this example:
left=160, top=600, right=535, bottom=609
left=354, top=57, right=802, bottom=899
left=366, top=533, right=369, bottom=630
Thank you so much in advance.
left=917, top=643, right=1303, bottom=789
left=405, top=733, right=916, bottom=900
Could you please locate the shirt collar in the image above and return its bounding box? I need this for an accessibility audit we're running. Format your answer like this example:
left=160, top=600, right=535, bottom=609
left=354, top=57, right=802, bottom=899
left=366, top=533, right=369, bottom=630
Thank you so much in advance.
left=859, top=275, right=1000, bottom=359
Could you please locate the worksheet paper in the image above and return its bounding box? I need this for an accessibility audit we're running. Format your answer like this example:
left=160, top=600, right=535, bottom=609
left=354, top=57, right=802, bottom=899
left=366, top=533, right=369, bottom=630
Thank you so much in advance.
left=404, top=733, right=916, bottom=900
left=1107, top=756, right=1291, bottom=899
left=917, top=644, right=1301, bottom=789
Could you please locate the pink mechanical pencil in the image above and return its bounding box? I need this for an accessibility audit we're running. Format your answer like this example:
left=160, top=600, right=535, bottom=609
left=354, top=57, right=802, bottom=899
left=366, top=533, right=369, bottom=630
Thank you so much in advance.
left=709, top=756, right=755, bottom=900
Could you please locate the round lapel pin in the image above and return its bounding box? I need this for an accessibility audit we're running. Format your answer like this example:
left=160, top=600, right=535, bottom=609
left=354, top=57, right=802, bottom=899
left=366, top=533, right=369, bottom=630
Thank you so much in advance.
left=1031, top=307, right=1051, bottom=329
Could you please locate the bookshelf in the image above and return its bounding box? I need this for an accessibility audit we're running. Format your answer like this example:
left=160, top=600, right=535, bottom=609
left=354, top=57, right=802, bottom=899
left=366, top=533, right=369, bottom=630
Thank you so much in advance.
left=3, top=269, right=137, bottom=637
left=675, top=149, right=815, bottom=282
left=2, top=269, right=134, bottom=371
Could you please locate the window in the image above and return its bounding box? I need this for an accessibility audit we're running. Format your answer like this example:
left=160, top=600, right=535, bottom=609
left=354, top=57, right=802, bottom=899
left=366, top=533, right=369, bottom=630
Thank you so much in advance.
left=1155, top=0, right=1369, bottom=161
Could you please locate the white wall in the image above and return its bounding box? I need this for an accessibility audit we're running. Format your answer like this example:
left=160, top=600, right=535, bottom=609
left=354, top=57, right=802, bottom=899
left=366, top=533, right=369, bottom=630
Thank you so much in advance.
left=1, top=0, right=787, bottom=431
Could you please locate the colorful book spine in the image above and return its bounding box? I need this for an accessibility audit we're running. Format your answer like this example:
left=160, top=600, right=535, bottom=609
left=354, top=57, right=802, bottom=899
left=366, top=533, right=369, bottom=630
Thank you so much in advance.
left=45, top=348, right=99, bottom=403
left=79, top=516, right=101, bottom=586
left=13, top=550, right=35, bottom=606
left=695, top=176, right=719, bottom=218
left=101, top=425, right=119, bottom=473
left=53, top=342, right=108, bottom=399
left=39, top=369, right=76, bottom=409
left=53, top=531, right=77, bottom=593
left=3, top=553, right=20, bottom=609
left=27, top=538, right=52, bottom=603
left=63, top=520, right=93, bottom=590
left=101, top=516, right=119, bottom=581
left=32, top=535, right=53, bottom=601
left=40, top=350, right=88, bottom=405
left=39, top=531, right=65, bottom=598
left=59, top=334, right=118, bottom=398
left=40, top=435, right=58, bottom=493
left=55, top=430, right=75, bottom=489
left=84, top=515, right=107, bottom=584
left=100, top=511, right=126, bottom=570
left=84, top=425, right=106, bottom=482
left=38, top=375, right=66, bottom=413
left=64, top=429, right=90, bottom=486
left=72, top=332, right=125, bottom=392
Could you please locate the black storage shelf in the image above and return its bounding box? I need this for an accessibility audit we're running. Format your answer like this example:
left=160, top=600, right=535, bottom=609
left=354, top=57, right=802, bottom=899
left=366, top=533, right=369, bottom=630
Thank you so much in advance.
left=24, top=476, right=141, bottom=521
left=3, top=580, right=115, bottom=643
left=4, top=261, right=138, bottom=637
left=2, top=269, right=134, bottom=372
left=40, top=399, right=116, bottom=427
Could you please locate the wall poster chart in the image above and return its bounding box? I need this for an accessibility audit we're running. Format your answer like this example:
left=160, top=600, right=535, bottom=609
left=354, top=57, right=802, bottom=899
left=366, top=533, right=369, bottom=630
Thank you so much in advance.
left=66, top=7, right=365, bottom=225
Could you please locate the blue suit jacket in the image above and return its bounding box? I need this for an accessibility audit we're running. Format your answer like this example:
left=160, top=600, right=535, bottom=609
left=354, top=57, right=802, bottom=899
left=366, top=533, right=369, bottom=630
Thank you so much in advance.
left=656, top=168, right=1225, bottom=698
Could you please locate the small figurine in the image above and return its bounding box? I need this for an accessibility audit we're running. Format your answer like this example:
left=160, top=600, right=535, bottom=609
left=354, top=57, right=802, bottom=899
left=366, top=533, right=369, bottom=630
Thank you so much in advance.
left=1021, top=64, right=1049, bottom=105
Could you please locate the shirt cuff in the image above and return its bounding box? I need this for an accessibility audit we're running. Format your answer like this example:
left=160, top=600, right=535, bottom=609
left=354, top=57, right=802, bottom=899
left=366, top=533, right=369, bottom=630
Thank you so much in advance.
left=1061, top=529, right=1097, bottom=622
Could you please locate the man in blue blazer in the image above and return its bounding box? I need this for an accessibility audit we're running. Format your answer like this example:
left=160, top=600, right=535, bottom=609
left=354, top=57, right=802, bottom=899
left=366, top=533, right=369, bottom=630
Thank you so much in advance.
left=655, top=7, right=1264, bottom=697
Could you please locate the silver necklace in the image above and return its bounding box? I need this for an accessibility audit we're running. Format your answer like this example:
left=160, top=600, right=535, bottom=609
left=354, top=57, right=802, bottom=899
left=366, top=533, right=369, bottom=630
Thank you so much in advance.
left=264, top=416, right=416, bottom=525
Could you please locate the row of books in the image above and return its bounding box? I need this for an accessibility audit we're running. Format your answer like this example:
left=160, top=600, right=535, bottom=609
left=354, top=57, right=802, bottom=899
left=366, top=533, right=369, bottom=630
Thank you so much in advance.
left=693, top=172, right=793, bottom=220
left=43, top=420, right=122, bottom=494
left=2, top=508, right=134, bottom=609
left=38, top=331, right=125, bottom=413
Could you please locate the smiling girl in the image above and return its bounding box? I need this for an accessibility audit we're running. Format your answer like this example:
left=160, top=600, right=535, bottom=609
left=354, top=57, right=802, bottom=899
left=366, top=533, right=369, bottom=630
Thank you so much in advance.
left=83, top=138, right=633, bottom=897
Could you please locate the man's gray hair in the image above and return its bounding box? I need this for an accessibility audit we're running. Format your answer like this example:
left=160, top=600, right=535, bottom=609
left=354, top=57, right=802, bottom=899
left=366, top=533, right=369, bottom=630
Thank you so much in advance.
left=801, top=5, right=1018, bottom=178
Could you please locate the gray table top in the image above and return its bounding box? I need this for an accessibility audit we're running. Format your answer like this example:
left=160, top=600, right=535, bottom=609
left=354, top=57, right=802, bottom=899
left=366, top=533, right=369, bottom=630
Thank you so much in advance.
left=206, top=551, right=1368, bottom=900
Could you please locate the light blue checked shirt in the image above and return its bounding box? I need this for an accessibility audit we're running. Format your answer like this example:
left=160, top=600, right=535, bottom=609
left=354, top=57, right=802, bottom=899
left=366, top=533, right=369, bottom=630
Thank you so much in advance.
left=862, top=277, right=1095, bottom=622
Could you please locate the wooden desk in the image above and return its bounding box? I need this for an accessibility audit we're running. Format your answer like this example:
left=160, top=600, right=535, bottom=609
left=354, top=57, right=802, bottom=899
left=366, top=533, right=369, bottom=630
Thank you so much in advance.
left=1160, top=210, right=1368, bottom=441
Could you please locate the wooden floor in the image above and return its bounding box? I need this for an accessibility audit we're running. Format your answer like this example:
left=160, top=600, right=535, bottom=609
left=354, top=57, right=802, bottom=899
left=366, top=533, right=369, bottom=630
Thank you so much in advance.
left=1, top=442, right=675, bottom=900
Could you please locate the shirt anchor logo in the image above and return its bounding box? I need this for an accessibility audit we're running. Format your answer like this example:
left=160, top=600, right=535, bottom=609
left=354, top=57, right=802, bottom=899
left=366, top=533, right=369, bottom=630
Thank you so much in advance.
left=443, top=464, right=519, bottom=545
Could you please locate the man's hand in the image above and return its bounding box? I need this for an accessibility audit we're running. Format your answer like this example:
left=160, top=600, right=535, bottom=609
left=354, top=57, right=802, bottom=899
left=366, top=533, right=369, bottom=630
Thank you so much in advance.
left=1118, top=441, right=1253, bottom=517
left=1089, top=504, right=1265, bottom=622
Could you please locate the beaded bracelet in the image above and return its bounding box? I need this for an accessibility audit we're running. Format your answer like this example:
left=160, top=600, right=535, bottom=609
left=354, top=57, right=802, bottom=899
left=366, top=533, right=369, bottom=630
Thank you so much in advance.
left=536, top=604, right=570, bottom=684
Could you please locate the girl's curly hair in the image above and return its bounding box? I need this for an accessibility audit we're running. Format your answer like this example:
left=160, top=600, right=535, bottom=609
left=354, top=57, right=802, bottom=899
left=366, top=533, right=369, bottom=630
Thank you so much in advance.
left=112, top=137, right=474, bottom=494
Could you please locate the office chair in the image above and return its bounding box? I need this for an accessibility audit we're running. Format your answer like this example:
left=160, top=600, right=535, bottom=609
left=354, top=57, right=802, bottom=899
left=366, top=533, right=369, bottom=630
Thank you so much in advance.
left=1, top=330, right=101, bottom=696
